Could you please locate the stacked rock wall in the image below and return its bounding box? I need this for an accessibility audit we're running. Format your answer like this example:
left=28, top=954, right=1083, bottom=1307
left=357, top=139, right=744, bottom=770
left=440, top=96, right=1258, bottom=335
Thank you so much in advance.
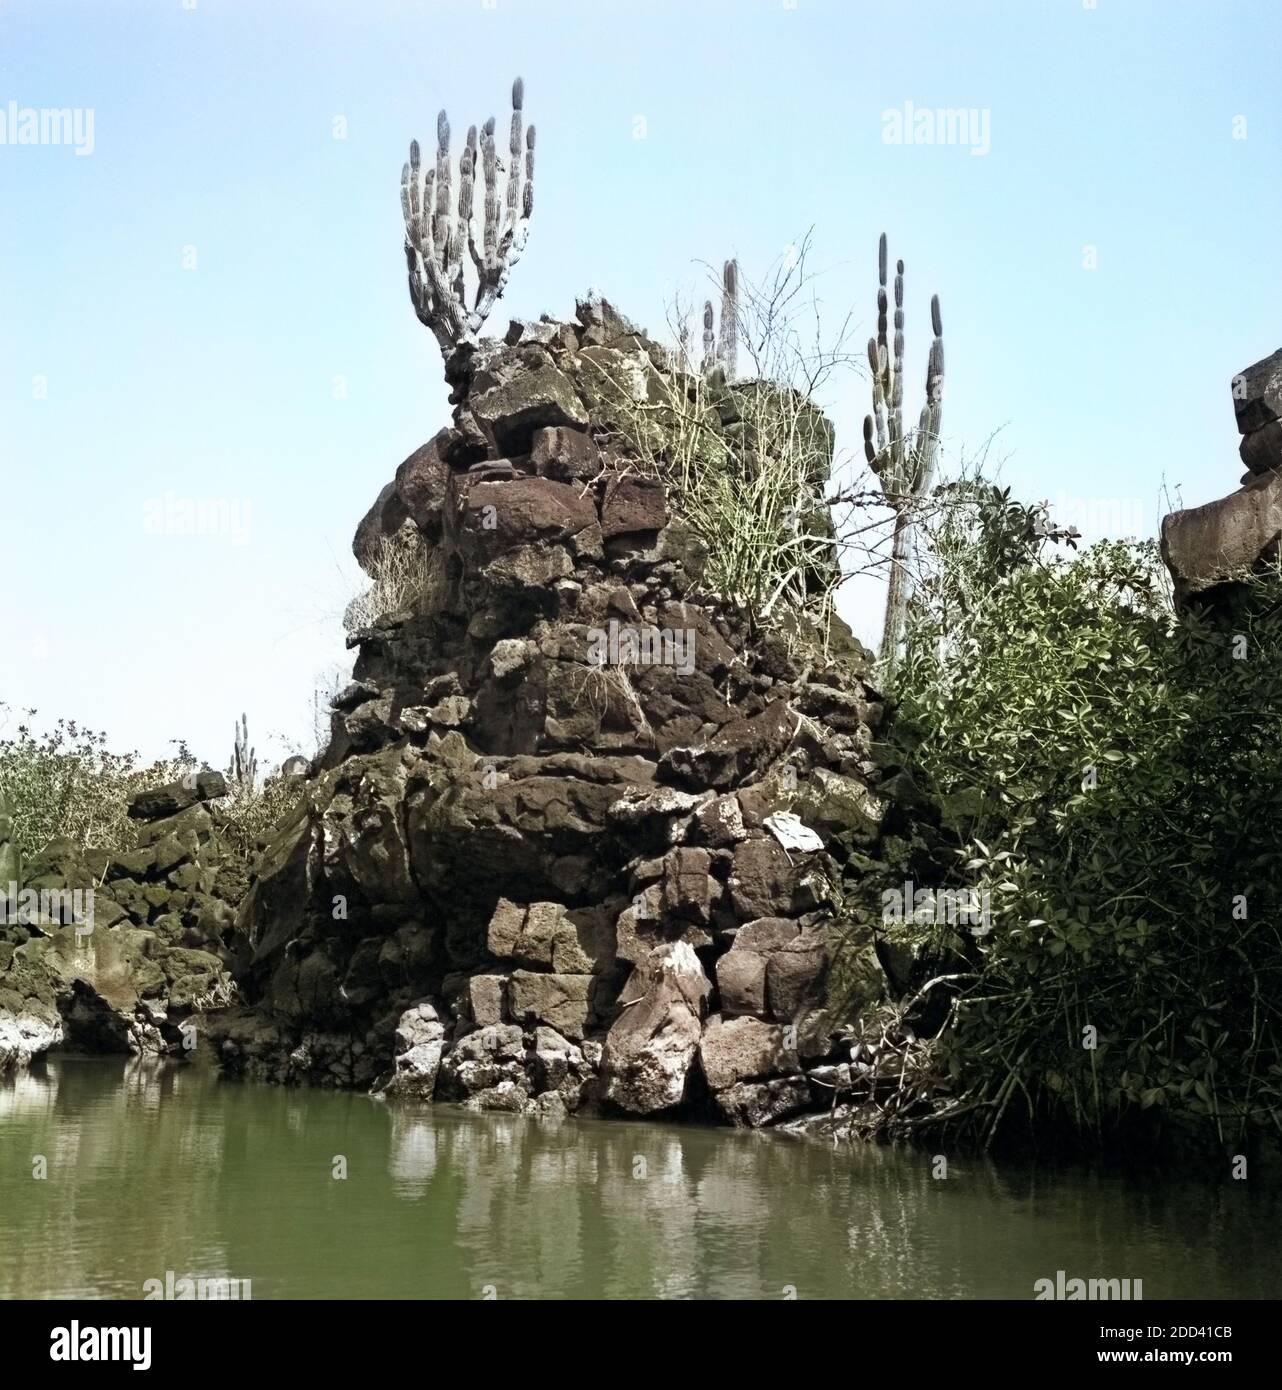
left=210, top=296, right=904, bottom=1130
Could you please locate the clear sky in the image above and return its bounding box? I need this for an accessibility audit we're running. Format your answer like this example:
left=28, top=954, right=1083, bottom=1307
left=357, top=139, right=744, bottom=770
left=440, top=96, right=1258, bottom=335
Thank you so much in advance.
left=2, top=0, right=1279, bottom=769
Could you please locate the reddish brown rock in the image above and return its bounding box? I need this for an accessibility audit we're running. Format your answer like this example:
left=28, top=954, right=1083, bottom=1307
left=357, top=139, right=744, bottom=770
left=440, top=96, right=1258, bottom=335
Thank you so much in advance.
left=600, top=475, right=667, bottom=537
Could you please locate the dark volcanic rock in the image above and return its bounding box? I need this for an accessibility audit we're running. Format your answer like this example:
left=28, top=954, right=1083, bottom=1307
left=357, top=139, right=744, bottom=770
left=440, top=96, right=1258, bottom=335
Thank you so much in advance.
left=1233, top=348, right=1282, bottom=435
left=128, top=771, right=227, bottom=821
left=149, top=302, right=903, bottom=1120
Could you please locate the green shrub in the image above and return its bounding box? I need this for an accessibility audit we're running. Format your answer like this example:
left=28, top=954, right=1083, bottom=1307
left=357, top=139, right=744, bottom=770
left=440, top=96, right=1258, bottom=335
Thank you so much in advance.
left=0, top=703, right=302, bottom=872
left=0, top=707, right=195, bottom=860
left=883, top=483, right=1282, bottom=1153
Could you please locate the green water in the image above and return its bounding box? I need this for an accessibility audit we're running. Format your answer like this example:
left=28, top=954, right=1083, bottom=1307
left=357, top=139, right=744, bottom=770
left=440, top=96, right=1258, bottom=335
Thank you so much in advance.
left=0, top=1056, right=1276, bottom=1300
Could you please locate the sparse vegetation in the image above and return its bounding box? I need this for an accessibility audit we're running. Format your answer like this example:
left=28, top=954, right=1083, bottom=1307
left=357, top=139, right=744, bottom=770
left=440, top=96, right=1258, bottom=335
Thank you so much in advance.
left=343, top=532, right=434, bottom=633
left=604, top=235, right=874, bottom=630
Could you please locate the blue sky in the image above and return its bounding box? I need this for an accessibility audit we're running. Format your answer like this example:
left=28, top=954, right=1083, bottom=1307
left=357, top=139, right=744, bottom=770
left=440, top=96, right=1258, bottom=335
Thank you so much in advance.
left=2, top=0, right=1279, bottom=767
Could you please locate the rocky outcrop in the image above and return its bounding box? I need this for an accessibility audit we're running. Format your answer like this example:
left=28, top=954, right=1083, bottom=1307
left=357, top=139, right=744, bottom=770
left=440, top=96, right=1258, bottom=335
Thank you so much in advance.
left=1163, top=345, right=1282, bottom=604
left=0, top=775, right=240, bottom=1069
left=1234, top=348, right=1282, bottom=475
left=201, top=295, right=908, bottom=1127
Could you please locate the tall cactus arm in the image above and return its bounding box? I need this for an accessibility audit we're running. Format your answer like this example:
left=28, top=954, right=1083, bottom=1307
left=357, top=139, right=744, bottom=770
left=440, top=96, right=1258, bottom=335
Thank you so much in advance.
left=477, top=116, right=500, bottom=266
left=503, top=76, right=524, bottom=240
left=717, top=259, right=739, bottom=380
left=915, top=302, right=945, bottom=492
left=433, top=110, right=453, bottom=276
left=470, top=81, right=536, bottom=333
left=868, top=336, right=889, bottom=461
left=451, top=124, right=477, bottom=298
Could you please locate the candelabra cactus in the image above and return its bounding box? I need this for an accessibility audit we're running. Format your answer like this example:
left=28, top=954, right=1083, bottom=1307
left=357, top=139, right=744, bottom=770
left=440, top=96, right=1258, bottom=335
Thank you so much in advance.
left=226, top=713, right=257, bottom=799
left=699, top=258, right=740, bottom=380
left=401, top=77, right=536, bottom=357
left=863, top=233, right=944, bottom=673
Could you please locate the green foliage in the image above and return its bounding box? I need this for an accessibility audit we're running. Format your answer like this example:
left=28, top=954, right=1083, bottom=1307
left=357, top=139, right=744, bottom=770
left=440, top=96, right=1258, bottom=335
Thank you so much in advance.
left=0, top=702, right=301, bottom=872
left=889, top=485, right=1282, bottom=1151
left=0, top=706, right=195, bottom=859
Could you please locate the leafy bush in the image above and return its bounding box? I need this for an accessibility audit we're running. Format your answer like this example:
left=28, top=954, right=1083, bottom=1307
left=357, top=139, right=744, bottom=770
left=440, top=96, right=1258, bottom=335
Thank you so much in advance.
left=0, top=703, right=302, bottom=873
left=885, top=483, right=1282, bottom=1153
left=0, top=707, right=195, bottom=859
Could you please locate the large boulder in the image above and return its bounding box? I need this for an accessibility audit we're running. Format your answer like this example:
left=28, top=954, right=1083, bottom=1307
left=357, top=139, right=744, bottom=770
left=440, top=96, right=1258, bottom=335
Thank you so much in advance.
left=1164, top=346, right=1282, bottom=604
left=469, top=359, right=589, bottom=455
left=507, top=970, right=595, bottom=1040
left=1233, top=347, right=1282, bottom=436
left=698, top=1014, right=800, bottom=1091
left=353, top=480, right=412, bottom=572
left=128, top=771, right=227, bottom=822
left=383, top=1000, right=446, bottom=1098
left=394, top=431, right=454, bottom=540
left=1161, top=471, right=1282, bottom=605
left=712, top=1075, right=811, bottom=1127
left=601, top=942, right=710, bottom=1114
left=0, top=1003, right=62, bottom=1071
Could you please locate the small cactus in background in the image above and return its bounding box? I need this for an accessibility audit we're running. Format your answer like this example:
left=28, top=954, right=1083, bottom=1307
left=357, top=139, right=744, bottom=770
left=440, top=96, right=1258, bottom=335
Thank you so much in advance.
left=401, top=77, right=536, bottom=358
left=700, top=300, right=716, bottom=374
left=226, top=713, right=257, bottom=799
left=698, top=258, right=741, bottom=380
left=864, top=233, right=945, bottom=674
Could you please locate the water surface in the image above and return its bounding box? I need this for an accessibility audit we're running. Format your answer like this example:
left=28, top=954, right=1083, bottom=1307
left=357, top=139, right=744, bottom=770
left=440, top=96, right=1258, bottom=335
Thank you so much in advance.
left=0, top=1057, right=1275, bottom=1299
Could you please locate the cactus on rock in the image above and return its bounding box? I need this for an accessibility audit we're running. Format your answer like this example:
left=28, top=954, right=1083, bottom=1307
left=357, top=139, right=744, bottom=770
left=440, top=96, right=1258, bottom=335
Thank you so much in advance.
left=402, top=77, right=536, bottom=358
left=863, top=233, right=945, bottom=673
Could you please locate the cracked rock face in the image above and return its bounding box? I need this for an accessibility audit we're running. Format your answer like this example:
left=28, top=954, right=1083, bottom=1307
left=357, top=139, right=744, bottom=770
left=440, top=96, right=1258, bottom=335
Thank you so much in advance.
left=208, top=297, right=903, bottom=1125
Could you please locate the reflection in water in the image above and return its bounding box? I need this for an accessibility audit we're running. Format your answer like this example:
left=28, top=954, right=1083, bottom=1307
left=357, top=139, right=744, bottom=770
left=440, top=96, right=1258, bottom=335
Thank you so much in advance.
left=0, top=1057, right=1277, bottom=1299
